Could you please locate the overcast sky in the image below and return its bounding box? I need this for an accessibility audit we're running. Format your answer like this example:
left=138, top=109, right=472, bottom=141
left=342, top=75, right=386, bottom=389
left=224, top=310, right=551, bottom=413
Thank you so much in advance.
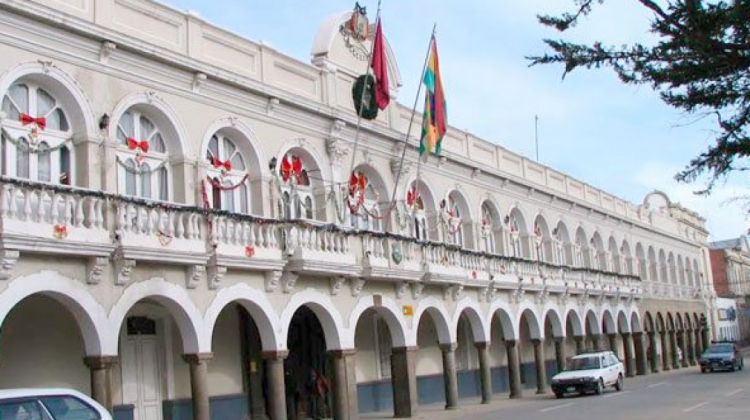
left=163, top=0, right=748, bottom=241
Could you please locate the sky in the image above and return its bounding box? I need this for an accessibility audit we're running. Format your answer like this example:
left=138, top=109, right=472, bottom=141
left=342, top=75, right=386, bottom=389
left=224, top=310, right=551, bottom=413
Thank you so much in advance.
left=162, top=0, right=748, bottom=241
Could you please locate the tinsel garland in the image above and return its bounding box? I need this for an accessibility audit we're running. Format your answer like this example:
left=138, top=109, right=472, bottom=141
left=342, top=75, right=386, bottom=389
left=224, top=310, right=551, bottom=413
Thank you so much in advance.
left=205, top=174, right=250, bottom=191
left=116, top=156, right=168, bottom=174
left=0, top=175, right=641, bottom=282
left=1, top=128, right=72, bottom=153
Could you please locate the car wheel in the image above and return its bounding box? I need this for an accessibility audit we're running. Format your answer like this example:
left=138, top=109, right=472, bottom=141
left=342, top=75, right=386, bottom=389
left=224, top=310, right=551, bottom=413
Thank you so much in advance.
left=555, top=391, right=564, bottom=399
left=709, top=368, right=714, bottom=373
left=615, top=374, right=623, bottom=391
left=595, top=378, right=604, bottom=395
left=701, top=367, right=706, bottom=373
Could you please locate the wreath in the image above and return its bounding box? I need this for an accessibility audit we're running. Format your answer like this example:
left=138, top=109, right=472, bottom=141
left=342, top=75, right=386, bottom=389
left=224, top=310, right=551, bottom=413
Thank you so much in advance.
left=352, top=74, right=378, bottom=120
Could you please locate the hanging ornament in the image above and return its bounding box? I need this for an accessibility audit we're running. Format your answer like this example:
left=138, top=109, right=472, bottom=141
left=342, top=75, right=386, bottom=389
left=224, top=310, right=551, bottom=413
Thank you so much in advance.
left=158, top=229, right=173, bottom=246
left=212, top=157, right=232, bottom=174
left=53, top=224, right=68, bottom=239
left=127, top=137, right=150, bottom=165
left=352, top=74, right=378, bottom=120
left=20, top=113, right=47, bottom=130
left=245, top=245, right=256, bottom=258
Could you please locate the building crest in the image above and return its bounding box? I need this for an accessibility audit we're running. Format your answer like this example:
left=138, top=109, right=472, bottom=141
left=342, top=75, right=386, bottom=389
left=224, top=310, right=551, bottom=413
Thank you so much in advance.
left=340, top=3, right=372, bottom=60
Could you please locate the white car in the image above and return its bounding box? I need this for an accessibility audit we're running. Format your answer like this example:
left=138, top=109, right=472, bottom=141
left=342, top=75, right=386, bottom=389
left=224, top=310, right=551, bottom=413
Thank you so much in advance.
left=0, top=388, right=111, bottom=420
left=550, top=351, right=625, bottom=398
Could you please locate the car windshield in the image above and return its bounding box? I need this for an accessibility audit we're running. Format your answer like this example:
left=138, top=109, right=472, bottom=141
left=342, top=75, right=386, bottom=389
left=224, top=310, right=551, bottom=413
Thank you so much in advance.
left=566, top=356, right=601, bottom=371
left=705, top=344, right=733, bottom=354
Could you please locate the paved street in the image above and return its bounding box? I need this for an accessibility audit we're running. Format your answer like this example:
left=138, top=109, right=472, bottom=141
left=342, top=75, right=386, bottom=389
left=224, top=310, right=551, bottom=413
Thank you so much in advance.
left=364, top=355, right=750, bottom=420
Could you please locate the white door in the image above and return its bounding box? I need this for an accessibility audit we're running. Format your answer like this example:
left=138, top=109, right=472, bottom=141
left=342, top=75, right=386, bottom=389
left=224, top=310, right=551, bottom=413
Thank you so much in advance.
left=122, top=327, right=164, bottom=420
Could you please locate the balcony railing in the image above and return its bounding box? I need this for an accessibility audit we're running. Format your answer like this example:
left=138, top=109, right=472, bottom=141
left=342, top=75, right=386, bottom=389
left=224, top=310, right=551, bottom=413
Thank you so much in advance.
left=0, top=177, right=669, bottom=302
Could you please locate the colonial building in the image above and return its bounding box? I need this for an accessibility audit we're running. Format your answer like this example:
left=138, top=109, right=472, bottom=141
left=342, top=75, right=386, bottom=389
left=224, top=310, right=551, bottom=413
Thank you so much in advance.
left=0, top=1, right=712, bottom=420
left=709, top=236, right=750, bottom=344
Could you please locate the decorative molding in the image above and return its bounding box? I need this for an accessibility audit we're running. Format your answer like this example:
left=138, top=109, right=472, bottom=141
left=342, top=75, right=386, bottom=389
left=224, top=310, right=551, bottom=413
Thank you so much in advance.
left=329, top=276, right=346, bottom=296
left=282, top=271, right=299, bottom=294
left=471, top=168, right=481, bottom=179
left=557, top=288, right=570, bottom=306
left=99, top=41, right=117, bottom=64
left=207, top=260, right=226, bottom=290
left=38, top=60, right=54, bottom=74
left=410, top=282, right=425, bottom=300
left=390, top=157, right=411, bottom=178
left=86, top=256, right=109, bottom=285
left=192, top=72, right=207, bottom=92
left=0, top=249, right=20, bottom=281
left=510, top=284, right=525, bottom=304
left=264, top=270, right=282, bottom=293
left=186, top=265, right=205, bottom=289
left=395, top=281, right=409, bottom=299
left=113, top=252, right=135, bottom=286
left=487, top=285, right=498, bottom=302
left=534, top=285, right=550, bottom=305
left=326, top=137, right=349, bottom=166
left=266, top=97, right=280, bottom=115
left=350, top=277, right=366, bottom=297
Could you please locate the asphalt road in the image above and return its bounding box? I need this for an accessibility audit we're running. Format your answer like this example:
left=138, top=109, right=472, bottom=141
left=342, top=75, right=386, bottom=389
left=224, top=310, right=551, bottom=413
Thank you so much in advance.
left=366, top=357, right=750, bottom=420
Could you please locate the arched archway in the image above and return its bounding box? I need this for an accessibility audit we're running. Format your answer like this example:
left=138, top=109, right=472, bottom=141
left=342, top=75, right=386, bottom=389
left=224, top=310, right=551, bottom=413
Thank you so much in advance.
left=413, top=301, right=454, bottom=408
left=543, top=308, right=566, bottom=374
left=518, top=307, right=545, bottom=394
left=489, top=305, right=520, bottom=398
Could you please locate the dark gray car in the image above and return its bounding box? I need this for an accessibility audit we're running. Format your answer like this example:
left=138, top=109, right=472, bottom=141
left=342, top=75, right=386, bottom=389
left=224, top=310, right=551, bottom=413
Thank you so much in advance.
left=699, top=342, right=744, bottom=373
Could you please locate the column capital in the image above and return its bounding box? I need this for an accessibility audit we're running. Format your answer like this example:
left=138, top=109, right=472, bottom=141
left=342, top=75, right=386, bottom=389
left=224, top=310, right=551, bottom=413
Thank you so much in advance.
left=328, top=348, right=357, bottom=358
left=607, top=333, right=618, bottom=339
left=504, top=339, right=517, bottom=348
left=474, top=341, right=490, bottom=350
left=83, top=355, right=119, bottom=369
left=440, top=343, right=458, bottom=352
left=182, top=353, right=214, bottom=364
left=261, top=350, right=289, bottom=361
left=392, top=346, right=419, bottom=354
left=621, top=332, right=632, bottom=338
left=531, top=338, right=544, bottom=345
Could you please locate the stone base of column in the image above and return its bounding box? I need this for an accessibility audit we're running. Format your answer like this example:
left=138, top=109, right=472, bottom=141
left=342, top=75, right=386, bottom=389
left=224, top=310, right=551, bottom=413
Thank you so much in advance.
left=83, top=355, right=118, bottom=413
left=330, top=349, right=359, bottom=420
left=183, top=353, right=214, bottom=420
left=261, top=351, right=288, bottom=420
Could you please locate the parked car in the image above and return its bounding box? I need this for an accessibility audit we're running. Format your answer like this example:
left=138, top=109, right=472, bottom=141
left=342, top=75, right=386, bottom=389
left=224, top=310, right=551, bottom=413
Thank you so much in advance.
left=0, top=388, right=111, bottom=420
left=699, top=341, right=744, bottom=373
left=550, top=351, right=625, bottom=398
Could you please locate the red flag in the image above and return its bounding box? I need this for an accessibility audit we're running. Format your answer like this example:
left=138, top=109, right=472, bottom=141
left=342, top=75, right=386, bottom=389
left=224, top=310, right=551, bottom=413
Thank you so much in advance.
left=371, top=19, right=390, bottom=110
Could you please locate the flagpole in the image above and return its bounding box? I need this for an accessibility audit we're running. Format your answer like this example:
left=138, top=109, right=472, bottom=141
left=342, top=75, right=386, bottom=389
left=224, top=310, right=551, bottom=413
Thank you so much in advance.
left=347, top=0, right=382, bottom=177
left=386, top=24, right=436, bottom=231
left=535, top=115, right=539, bottom=162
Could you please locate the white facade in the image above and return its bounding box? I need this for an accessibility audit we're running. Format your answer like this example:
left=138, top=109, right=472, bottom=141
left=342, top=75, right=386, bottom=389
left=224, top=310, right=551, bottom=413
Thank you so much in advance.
left=0, top=2, right=712, bottom=420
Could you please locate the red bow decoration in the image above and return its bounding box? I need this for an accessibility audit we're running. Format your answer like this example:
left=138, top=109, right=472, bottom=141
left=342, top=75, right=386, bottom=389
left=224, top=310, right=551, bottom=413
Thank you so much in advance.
left=53, top=224, right=68, bottom=239
left=245, top=245, right=256, bottom=258
left=212, top=158, right=232, bottom=172
left=406, top=187, right=419, bottom=207
left=20, top=113, right=47, bottom=130
left=281, top=155, right=303, bottom=183
left=349, top=171, right=368, bottom=197
left=127, top=138, right=150, bottom=153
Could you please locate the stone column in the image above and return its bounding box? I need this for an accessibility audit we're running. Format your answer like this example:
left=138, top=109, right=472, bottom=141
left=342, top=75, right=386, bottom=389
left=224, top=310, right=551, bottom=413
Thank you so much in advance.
left=83, top=356, right=118, bottom=413
left=669, top=331, right=680, bottom=370
left=679, top=332, right=690, bottom=368
left=607, top=334, right=619, bottom=358
left=591, top=334, right=602, bottom=351
left=505, top=340, right=522, bottom=399
left=532, top=339, right=547, bottom=395
left=391, top=346, right=419, bottom=418
left=633, top=333, right=648, bottom=376
left=648, top=332, right=660, bottom=373
left=554, top=337, right=566, bottom=373
left=330, top=349, right=359, bottom=420
left=695, top=329, right=704, bottom=356
left=183, top=353, right=213, bottom=420
left=440, top=343, right=459, bottom=410
left=574, top=336, right=585, bottom=354
left=261, top=351, right=288, bottom=420
left=475, top=342, right=493, bottom=404
left=701, top=327, right=710, bottom=354
left=660, top=332, right=671, bottom=371
left=621, top=334, right=635, bottom=378
left=685, top=330, right=698, bottom=366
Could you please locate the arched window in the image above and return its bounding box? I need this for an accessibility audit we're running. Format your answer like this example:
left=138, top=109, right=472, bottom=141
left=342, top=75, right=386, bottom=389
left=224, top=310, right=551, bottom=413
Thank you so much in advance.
left=480, top=204, right=496, bottom=254
left=116, top=110, right=170, bottom=200
left=406, top=184, right=428, bottom=241
left=205, top=134, right=249, bottom=213
left=445, top=195, right=463, bottom=246
left=347, top=171, right=381, bottom=231
left=553, top=227, right=565, bottom=265
left=508, top=216, right=522, bottom=258
left=279, top=153, right=314, bottom=219
left=533, top=221, right=544, bottom=261
left=2, top=83, right=73, bottom=183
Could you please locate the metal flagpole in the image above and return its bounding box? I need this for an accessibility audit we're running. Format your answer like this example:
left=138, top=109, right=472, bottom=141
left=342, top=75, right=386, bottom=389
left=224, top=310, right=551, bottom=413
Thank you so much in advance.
left=535, top=115, right=539, bottom=162
left=347, top=0, right=382, bottom=177
left=385, top=24, right=436, bottom=231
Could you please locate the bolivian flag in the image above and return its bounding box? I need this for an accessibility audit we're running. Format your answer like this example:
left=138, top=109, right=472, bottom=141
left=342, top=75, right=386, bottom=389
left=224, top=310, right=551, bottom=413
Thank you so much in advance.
left=420, top=36, right=447, bottom=156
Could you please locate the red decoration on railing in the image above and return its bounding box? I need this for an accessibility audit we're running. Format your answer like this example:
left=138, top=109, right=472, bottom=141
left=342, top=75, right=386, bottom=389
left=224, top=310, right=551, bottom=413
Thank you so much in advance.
left=281, top=155, right=302, bottom=183
left=127, top=138, right=150, bottom=153
left=406, top=186, right=419, bottom=207
left=53, top=224, right=68, bottom=239
left=245, top=245, right=256, bottom=258
left=211, top=158, right=232, bottom=172
left=20, top=113, right=47, bottom=130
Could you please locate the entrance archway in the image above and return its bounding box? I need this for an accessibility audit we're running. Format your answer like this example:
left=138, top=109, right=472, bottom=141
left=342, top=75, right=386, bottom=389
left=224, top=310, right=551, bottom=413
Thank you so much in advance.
left=286, top=306, right=330, bottom=420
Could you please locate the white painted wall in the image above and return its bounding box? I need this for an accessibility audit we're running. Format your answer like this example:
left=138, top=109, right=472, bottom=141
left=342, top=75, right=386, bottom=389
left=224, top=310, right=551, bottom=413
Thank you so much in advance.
left=209, top=305, right=244, bottom=396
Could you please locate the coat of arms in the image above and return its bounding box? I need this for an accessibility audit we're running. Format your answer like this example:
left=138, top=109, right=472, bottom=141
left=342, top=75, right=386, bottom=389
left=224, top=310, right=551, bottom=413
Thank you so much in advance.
left=340, top=3, right=373, bottom=61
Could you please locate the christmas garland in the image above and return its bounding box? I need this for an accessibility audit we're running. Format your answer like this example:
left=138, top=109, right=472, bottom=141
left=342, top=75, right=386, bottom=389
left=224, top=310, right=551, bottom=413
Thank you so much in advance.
left=352, top=74, right=378, bottom=120
left=1, top=127, right=72, bottom=154
left=205, top=174, right=250, bottom=191
left=116, top=156, right=168, bottom=174
left=0, top=176, right=642, bottom=282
